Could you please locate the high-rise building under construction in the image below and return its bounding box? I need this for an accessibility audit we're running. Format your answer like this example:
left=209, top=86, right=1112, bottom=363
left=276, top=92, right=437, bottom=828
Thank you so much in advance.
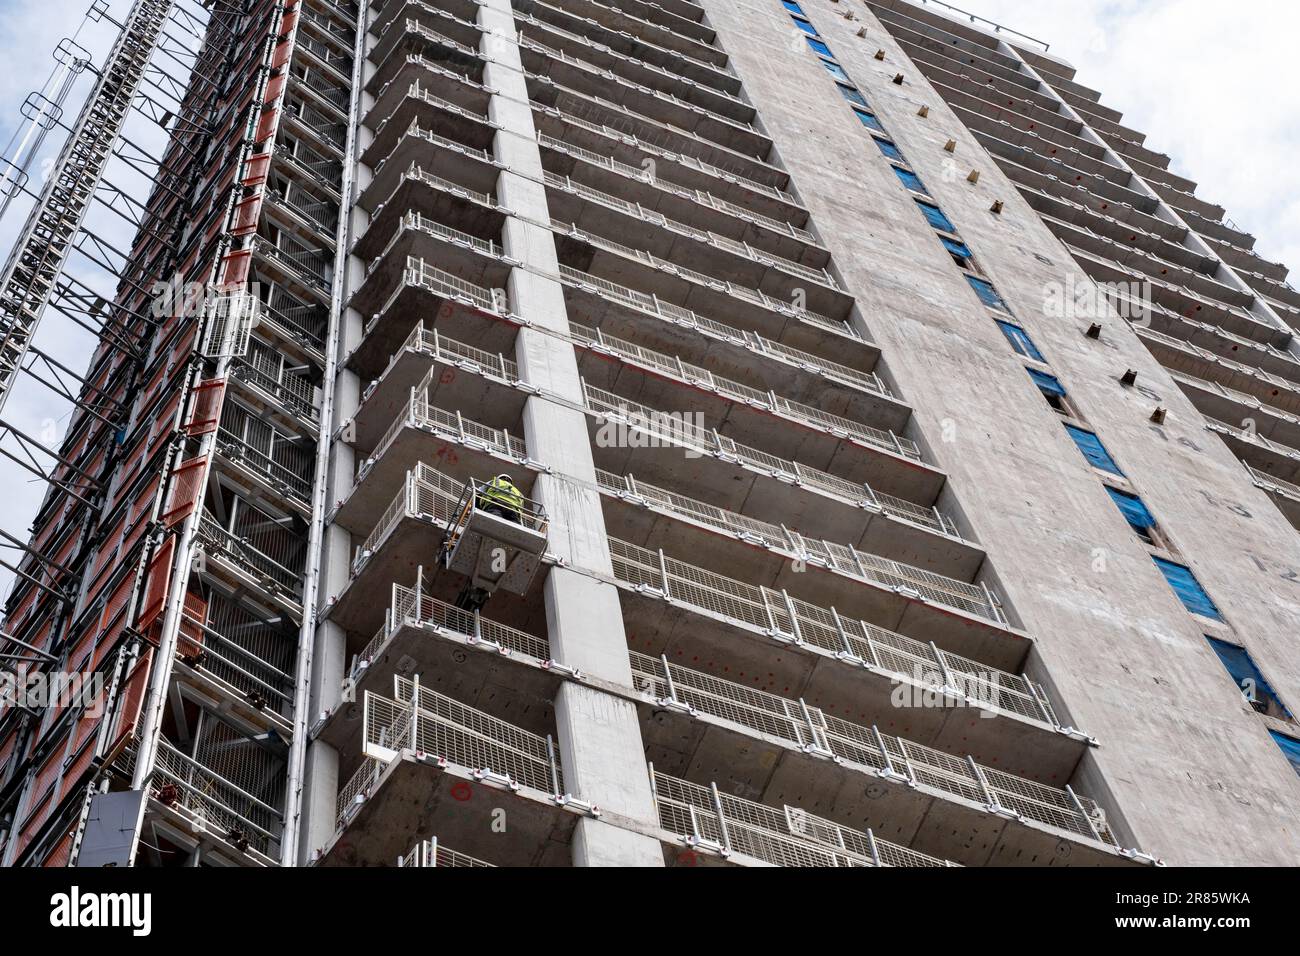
left=0, top=0, right=1297, bottom=868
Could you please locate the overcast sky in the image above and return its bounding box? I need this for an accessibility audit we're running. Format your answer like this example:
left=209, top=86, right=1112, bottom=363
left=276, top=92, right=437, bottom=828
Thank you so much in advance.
left=0, top=0, right=1296, bottom=597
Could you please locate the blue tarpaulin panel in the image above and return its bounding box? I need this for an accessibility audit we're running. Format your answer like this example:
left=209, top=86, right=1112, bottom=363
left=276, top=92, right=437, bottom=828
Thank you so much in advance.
left=1153, top=557, right=1222, bottom=620
left=1269, top=731, right=1300, bottom=776
left=874, top=138, right=904, bottom=161
left=917, top=200, right=955, bottom=233
left=966, top=275, right=1009, bottom=310
left=1209, top=637, right=1288, bottom=716
left=997, top=320, right=1044, bottom=361
left=941, top=236, right=973, bottom=260
left=853, top=107, right=885, bottom=132
left=1105, top=485, right=1154, bottom=529
left=1067, top=424, right=1124, bottom=475
left=894, top=166, right=927, bottom=194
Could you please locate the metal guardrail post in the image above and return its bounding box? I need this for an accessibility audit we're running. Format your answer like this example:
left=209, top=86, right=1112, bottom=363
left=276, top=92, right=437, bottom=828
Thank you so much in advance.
left=1024, top=679, right=1057, bottom=727
left=409, top=675, right=420, bottom=751
left=660, top=654, right=680, bottom=705
left=982, top=581, right=1006, bottom=624
left=831, top=607, right=866, bottom=663
left=781, top=589, right=803, bottom=643
left=870, top=725, right=896, bottom=776
left=710, top=782, right=732, bottom=855
left=895, top=738, right=919, bottom=786
left=929, top=641, right=957, bottom=694
left=797, top=698, right=832, bottom=756
left=967, top=755, right=1001, bottom=812
left=547, top=735, right=562, bottom=796
left=760, top=588, right=778, bottom=633
left=657, top=548, right=671, bottom=596
left=865, top=828, right=883, bottom=867
left=1066, top=785, right=1104, bottom=842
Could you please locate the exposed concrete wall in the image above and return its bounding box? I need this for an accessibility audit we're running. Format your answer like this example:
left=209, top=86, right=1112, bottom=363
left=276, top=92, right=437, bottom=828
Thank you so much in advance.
left=699, top=0, right=1300, bottom=864
left=479, top=0, right=663, bottom=865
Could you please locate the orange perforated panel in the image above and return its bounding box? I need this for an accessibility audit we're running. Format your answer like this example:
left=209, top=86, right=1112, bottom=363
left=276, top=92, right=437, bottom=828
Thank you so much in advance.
left=185, top=378, right=226, bottom=436
left=41, top=826, right=76, bottom=868
left=255, top=107, right=279, bottom=143
left=137, top=537, right=175, bottom=631
left=105, top=649, right=152, bottom=762
left=242, top=151, right=271, bottom=187
left=221, top=248, right=252, bottom=287
left=231, top=193, right=262, bottom=236
left=161, top=455, right=209, bottom=527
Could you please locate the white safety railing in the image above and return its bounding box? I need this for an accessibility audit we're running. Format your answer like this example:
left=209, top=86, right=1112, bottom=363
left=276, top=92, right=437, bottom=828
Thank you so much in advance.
left=387, top=116, right=495, bottom=168
left=356, top=575, right=552, bottom=675
left=335, top=756, right=384, bottom=832
left=352, top=684, right=561, bottom=799
left=540, top=104, right=797, bottom=204
left=582, top=383, right=946, bottom=533
left=519, top=33, right=759, bottom=139
left=631, top=653, right=1113, bottom=845
left=400, top=162, right=495, bottom=207
left=344, top=687, right=958, bottom=866
left=347, top=457, right=1051, bottom=731
left=607, top=537, right=1039, bottom=716
left=391, top=316, right=911, bottom=461
left=597, top=464, right=955, bottom=556
left=556, top=221, right=850, bottom=333
left=538, top=134, right=813, bottom=242
left=365, top=210, right=501, bottom=273
left=398, top=837, right=495, bottom=867
left=390, top=254, right=506, bottom=316
left=570, top=320, right=916, bottom=457
left=650, top=769, right=955, bottom=866
left=518, top=0, right=730, bottom=83
left=1246, top=463, right=1300, bottom=502
left=356, top=579, right=1103, bottom=844
left=545, top=171, right=837, bottom=289
left=557, top=264, right=887, bottom=396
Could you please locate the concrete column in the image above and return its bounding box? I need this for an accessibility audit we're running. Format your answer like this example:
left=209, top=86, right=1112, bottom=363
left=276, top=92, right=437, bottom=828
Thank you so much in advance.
left=478, top=0, right=663, bottom=866
left=299, top=218, right=367, bottom=861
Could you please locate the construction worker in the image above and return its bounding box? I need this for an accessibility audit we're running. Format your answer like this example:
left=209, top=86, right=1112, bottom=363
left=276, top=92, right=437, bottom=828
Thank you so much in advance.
left=477, top=473, right=524, bottom=523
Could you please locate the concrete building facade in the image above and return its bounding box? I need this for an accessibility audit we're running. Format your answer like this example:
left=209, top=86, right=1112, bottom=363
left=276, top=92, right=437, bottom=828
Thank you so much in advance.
left=0, top=0, right=1296, bottom=867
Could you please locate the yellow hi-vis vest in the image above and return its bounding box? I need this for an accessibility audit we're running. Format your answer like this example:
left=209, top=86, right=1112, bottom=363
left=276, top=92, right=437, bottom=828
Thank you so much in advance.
left=479, top=476, right=524, bottom=513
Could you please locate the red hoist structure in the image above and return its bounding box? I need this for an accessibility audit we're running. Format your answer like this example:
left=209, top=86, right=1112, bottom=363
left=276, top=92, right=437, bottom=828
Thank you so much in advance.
left=0, top=0, right=359, bottom=867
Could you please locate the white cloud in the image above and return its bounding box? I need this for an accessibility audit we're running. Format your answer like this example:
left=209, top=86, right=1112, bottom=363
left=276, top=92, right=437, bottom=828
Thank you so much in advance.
left=953, top=0, right=1300, bottom=273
